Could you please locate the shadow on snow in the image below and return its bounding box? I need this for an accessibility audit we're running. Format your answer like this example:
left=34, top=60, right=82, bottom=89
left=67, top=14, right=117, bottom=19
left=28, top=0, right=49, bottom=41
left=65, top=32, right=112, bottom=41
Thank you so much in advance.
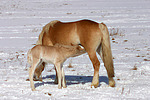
left=35, top=75, right=109, bottom=88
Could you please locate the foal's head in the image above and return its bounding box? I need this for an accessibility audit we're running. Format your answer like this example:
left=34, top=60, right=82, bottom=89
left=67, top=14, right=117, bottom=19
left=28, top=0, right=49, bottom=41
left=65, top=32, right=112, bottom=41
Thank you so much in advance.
left=71, top=44, right=86, bottom=57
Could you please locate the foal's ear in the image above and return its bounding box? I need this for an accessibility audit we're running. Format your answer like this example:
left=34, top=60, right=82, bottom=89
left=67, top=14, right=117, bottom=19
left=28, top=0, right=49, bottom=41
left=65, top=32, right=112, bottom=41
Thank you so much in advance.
left=77, top=45, right=84, bottom=51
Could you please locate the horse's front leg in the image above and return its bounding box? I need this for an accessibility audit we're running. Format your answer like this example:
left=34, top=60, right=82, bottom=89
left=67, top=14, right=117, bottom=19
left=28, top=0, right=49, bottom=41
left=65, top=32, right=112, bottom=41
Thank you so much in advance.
left=88, top=51, right=100, bottom=88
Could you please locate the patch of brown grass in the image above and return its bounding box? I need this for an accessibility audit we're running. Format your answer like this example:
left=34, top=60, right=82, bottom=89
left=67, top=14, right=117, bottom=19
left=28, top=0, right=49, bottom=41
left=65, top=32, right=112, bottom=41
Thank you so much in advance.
left=68, top=63, right=73, bottom=68
left=109, top=28, right=124, bottom=37
left=44, top=92, right=52, bottom=96
left=144, top=59, right=150, bottom=61
left=131, top=65, right=137, bottom=70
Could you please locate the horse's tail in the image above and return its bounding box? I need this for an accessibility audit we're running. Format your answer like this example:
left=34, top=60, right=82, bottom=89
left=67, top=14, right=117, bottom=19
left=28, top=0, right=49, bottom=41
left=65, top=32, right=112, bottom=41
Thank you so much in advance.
left=36, top=29, right=44, bottom=45
left=36, top=20, right=60, bottom=45
left=98, top=23, right=115, bottom=78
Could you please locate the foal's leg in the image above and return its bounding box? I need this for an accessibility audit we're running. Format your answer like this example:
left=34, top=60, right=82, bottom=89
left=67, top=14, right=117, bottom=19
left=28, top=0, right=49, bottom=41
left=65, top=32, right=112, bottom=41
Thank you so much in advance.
left=29, top=58, right=41, bottom=91
left=54, top=66, right=58, bottom=84
left=55, top=63, right=62, bottom=89
left=88, top=51, right=100, bottom=88
left=62, top=67, right=66, bottom=88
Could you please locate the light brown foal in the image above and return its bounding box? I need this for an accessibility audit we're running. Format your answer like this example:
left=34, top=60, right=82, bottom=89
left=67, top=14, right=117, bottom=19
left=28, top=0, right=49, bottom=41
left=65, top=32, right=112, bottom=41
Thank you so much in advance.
left=27, top=44, right=85, bottom=91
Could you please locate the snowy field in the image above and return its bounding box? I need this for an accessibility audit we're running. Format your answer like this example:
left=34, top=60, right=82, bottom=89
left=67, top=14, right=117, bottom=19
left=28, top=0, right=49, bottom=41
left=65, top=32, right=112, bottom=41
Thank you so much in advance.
left=0, top=0, right=150, bottom=99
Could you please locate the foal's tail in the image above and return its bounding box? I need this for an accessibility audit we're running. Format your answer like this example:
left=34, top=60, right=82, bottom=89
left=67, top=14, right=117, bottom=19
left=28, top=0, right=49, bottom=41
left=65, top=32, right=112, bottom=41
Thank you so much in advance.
left=27, top=49, right=32, bottom=65
left=98, top=23, right=114, bottom=78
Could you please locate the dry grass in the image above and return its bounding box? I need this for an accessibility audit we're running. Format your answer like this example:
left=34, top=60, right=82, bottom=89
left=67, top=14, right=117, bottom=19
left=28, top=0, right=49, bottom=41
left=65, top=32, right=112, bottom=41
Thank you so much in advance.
left=44, top=92, right=52, bottom=96
left=109, top=28, right=124, bottom=37
left=131, top=65, right=137, bottom=70
left=68, top=60, right=73, bottom=68
left=144, top=59, right=150, bottom=61
left=121, top=87, right=124, bottom=94
left=68, top=63, right=73, bottom=68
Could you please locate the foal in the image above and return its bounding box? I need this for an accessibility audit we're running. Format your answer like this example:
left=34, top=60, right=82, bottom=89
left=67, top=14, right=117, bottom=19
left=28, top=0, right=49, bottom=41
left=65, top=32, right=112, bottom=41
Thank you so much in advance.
left=27, top=44, right=85, bottom=91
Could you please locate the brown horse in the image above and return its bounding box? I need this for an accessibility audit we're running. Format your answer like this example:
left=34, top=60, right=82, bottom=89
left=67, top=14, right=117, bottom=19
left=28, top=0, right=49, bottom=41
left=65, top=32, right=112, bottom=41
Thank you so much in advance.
left=35, top=19, right=115, bottom=88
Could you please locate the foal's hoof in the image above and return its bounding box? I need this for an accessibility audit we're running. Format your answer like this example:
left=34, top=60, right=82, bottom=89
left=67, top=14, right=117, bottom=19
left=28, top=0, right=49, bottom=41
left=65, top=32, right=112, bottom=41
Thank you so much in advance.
left=31, top=88, right=36, bottom=91
left=109, top=79, right=115, bottom=87
left=58, top=86, right=62, bottom=89
left=91, top=82, right=99, bottom=88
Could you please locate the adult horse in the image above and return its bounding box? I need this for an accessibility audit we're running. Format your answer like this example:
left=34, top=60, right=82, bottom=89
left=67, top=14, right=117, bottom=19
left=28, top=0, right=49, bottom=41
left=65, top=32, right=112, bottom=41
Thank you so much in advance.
left=35, top=19, right=115, bottom=88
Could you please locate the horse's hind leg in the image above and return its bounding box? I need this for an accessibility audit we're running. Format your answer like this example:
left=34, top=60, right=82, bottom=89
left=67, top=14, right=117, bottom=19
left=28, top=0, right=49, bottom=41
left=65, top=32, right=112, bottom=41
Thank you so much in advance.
left=88, top=51, right=100, bottom=88
left=34, top=62, right=45, bottom=81
left=97, top=46, right=115, bottom=87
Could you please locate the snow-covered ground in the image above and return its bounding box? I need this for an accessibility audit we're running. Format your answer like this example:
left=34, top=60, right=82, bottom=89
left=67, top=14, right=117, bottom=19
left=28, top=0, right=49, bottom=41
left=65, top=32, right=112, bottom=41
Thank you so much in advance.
left=0, top=0, right=150, bottom=99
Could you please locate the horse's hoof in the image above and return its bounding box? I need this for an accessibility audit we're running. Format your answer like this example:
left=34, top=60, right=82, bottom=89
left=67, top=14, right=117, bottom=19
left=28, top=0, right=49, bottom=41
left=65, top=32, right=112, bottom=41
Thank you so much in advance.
left=63, top=85, right=67, bottom=88
left=58, top=86, right=62, bottom=89
left=109, top=79, right=115, bottom=87
left=33, top=78, right=42, bottom=81
left=33, top=75, right=42, bottom=81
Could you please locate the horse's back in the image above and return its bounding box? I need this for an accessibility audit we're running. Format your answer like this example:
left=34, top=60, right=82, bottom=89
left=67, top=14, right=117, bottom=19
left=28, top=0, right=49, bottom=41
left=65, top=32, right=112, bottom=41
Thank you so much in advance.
left=43, top=19, right=102, bottom=47
left=48, top=20, right=79, bottom=45
left=76, top=20, right=103, bottom=50
left=76, top=20, right=101, bottom=37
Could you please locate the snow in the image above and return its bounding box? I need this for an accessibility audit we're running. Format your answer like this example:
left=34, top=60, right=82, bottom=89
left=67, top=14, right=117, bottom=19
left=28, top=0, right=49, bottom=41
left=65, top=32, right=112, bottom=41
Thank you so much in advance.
left=0, top=0, right=150, bottom=99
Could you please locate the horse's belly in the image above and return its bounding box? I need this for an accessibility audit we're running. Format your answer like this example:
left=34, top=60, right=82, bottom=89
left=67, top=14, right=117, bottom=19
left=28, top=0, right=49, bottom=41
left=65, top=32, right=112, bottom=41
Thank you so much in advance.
left=52, top=31, right=80, bottom=45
